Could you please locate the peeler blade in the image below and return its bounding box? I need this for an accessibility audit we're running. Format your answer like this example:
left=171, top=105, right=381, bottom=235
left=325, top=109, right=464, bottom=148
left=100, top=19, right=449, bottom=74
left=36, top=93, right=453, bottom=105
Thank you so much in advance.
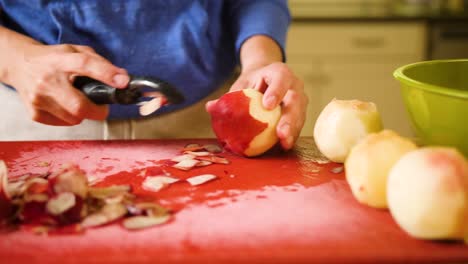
left=129, top=76, right=185, bottom=105
left=74, top=75, right=185, bottom=105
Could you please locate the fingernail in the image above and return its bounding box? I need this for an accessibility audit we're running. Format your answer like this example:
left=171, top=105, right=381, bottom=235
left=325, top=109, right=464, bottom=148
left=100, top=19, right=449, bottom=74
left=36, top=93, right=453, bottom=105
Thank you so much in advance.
left=113, top=74, right=129, bottom=87
left=264, top=95, right=277, bottom=109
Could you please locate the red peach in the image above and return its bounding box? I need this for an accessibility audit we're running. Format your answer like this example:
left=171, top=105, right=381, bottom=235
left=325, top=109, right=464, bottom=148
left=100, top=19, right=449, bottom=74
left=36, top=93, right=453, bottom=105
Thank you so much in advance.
left=208, top=89, right=281, bottom=157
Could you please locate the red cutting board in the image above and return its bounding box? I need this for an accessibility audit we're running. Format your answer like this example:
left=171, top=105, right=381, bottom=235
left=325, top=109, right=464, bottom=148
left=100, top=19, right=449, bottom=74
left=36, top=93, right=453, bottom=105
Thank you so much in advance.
left=0, top=138, right=466, bottom=264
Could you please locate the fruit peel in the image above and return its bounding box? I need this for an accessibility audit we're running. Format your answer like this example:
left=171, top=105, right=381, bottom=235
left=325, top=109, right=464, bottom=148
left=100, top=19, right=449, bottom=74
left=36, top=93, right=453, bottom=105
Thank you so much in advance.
left=0, top=161, right=13, bottom=221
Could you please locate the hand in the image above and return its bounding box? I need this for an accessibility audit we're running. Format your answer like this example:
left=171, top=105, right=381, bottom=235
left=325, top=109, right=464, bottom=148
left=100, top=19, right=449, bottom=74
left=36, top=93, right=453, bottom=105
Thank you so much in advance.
left=7, top=43, right=129, bottom=126
left=208, top=62, right=308, bottom=150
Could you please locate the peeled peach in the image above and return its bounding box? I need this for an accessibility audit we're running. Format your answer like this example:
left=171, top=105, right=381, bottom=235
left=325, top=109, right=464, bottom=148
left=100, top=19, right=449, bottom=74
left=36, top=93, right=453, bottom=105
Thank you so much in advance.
left=345, top=130, right=417, bottom=208
left=314, top=99, right=383, bottom=163
left=207, top=89, right=281, bottom=157
left=387, top=147, right=468, bottom=240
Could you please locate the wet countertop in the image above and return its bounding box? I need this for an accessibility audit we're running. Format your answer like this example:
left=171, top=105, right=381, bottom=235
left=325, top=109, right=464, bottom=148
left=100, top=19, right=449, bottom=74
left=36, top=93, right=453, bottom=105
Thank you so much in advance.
left=0, top=138, right=467, bottom=264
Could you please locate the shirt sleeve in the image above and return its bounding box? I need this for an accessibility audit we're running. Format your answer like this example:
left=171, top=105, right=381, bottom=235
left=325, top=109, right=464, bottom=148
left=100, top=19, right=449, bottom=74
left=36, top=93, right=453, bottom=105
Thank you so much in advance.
left=225, top=0, right=291, bottom=62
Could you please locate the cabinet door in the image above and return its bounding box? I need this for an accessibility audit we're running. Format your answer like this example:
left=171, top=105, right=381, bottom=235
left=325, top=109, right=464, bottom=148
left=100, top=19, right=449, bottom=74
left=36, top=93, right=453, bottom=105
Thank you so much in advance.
left=287, top=22, right=427, bottom=137
left=287, top=22, right=426, bottom=57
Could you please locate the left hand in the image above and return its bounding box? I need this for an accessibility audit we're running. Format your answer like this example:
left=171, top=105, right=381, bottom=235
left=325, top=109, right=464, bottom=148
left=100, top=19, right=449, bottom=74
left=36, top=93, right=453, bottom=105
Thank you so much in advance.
left=208, top=62, right=308, bottom=150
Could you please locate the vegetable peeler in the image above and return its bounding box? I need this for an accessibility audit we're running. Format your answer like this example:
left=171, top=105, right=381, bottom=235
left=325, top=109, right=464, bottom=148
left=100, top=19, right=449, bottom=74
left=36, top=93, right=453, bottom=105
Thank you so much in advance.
left=73, top=75, right=185, bottom=115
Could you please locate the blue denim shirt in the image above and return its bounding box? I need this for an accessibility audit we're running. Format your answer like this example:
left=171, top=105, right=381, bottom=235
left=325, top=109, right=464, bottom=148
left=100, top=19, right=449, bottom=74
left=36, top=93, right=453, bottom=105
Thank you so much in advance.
left=0, top=0, right=290, bottom=119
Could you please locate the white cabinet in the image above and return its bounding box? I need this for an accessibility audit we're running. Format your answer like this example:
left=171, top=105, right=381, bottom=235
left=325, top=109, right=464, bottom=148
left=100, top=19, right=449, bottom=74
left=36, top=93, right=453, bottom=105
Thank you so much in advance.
left=287, top=22, right=427, bottom=137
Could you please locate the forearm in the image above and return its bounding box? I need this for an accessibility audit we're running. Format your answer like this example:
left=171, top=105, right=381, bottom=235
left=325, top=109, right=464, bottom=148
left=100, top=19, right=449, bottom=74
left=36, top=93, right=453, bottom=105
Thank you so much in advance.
left=239, top=35, right=283, bottom=73
left=0, top=26, right=40, bottom=83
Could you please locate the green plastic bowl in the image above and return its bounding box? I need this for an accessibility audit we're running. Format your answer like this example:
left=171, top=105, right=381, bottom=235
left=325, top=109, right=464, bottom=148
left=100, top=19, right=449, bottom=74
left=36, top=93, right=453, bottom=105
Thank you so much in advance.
left=394, top=59, right=468, bottom=157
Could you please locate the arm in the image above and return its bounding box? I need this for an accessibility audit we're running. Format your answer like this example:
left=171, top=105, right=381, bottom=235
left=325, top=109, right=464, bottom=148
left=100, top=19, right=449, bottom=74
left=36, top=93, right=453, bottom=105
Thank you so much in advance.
left=0, top=26, right=129, bottom=126
left=225, top=0, right=290, bottom=63
left=239, top=35, right=283, bottom=73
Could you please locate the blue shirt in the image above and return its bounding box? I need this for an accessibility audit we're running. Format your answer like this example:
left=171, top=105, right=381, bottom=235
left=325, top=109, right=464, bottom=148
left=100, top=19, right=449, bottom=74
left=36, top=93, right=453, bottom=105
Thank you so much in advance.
left=0, top=0, right=290, bottom=119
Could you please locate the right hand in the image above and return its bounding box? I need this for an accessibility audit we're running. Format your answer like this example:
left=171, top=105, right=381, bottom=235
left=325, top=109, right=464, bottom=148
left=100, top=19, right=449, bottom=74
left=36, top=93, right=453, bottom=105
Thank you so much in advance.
left=7, top=43, right=129, bottom=126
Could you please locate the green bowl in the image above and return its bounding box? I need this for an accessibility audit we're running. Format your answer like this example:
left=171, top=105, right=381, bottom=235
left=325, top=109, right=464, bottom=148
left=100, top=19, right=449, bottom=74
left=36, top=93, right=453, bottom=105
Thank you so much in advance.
left=394, top=59, right=468, bottom=157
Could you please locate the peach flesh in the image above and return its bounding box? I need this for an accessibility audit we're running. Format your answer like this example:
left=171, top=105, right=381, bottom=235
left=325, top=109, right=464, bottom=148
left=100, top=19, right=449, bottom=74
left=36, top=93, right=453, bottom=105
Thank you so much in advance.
left=314, top=99, right=383, bottom=163
left=345, top=130, right=417, bottom=208
left=387, top=147, right=468, bottom=240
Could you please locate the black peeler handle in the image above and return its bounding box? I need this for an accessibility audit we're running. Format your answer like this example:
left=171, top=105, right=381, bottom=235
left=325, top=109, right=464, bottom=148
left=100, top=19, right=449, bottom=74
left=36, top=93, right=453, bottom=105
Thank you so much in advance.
left=73, top=76, right=141, bottom=105
left=73, top=76, right=185, bottom=105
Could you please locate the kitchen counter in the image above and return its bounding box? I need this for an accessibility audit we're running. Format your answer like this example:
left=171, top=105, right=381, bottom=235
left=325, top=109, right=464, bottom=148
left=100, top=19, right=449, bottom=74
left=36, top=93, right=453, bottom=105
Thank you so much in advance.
left=292, top=14, right=468, bottom=22
left=289, top=2, right=468, bottom=22
left=0, top=138, right=467, bottom=264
